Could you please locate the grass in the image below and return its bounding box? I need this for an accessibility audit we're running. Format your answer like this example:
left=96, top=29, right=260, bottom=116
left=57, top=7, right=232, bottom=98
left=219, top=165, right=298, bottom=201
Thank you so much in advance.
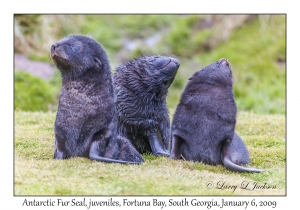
left=14, top=71, right=57, bottom=112
left=14, top=111, right=285, bottom=196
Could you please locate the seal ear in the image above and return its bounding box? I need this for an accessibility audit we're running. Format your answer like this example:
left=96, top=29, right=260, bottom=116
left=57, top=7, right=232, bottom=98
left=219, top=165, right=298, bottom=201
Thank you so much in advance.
left=94, top=57, right=102, bottom=68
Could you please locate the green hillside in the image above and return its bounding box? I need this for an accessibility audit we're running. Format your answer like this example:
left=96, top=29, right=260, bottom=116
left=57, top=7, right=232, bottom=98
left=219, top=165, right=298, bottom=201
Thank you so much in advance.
left=14, top=14, right=285, bottom=114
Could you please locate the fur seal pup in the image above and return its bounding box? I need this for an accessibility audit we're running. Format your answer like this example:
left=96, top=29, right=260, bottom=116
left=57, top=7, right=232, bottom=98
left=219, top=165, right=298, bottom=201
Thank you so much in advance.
left=170, top=58, right=262, bottom=172
left=113, top=55, right=180, bottom=156
left=50, top=35, right=143, bottom=164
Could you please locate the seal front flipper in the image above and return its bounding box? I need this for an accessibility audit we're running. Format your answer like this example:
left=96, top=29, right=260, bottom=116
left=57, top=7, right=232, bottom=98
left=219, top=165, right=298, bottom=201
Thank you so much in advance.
left=169, top=134, right=182, bottom=159
left=89, top=141, right=142, bottom=164
left=221, top=135, right=263, bottom=173
left=54, top=148, right=67, bottom=159
left=148, top=132, right=170, bottom=156
left=53, top=131, right=68, bottom=159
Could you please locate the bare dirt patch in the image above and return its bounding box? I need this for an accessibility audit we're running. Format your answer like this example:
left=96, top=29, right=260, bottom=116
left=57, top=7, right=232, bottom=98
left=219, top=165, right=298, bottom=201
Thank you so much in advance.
left=14, top=53, right=55, bottom=80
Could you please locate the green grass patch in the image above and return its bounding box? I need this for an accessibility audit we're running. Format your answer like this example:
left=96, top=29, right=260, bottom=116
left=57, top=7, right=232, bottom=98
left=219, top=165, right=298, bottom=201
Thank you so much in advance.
left=14, top=111, right=285, bottom=195
left=14, top=71, right=58, bottom=112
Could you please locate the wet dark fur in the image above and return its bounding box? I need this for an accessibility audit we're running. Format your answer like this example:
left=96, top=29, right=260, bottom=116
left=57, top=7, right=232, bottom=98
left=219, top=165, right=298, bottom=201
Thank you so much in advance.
left=50, top=35, right=143, bottom=164
left=170, top=58, right=262, bottom=172
left=113, top=55, right=180, bottom=155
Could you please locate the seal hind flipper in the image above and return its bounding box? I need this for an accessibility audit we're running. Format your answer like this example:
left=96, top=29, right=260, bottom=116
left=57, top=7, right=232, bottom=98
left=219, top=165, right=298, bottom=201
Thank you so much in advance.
left=221, top=134, right=263, bottom=173
left=89, top=153, right=141, bottom=164
left=222, top=156, right=263, bottom=173
left=89, top=141, right=143, bottom=164
left=105, top=136, right=145, bottom=163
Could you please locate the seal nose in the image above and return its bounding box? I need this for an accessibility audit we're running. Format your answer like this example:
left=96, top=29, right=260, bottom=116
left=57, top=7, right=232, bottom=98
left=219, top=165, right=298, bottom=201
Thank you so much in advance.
left=154, top=57, right=171, bottom=68
left=51, top=43, right=58, bottom=51
left=171, top=58, right=180, bottom=68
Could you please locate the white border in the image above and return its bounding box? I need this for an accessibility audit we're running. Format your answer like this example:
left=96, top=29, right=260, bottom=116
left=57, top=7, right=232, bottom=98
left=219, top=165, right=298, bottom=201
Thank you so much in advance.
left=3, top=0, right=297, bottom=209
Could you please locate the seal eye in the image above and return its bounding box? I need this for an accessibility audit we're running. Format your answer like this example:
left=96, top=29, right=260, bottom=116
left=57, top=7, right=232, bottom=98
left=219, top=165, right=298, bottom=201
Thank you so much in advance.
left=71, top=45, right=80, bottom=52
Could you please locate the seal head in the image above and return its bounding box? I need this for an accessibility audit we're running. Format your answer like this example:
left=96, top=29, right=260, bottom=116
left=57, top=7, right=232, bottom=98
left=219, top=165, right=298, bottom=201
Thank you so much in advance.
left=50, top=35, right=108, bottom=80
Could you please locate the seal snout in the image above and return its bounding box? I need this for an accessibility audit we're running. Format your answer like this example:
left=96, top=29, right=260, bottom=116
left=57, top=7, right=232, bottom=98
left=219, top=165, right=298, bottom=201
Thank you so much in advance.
left=154, top=57, right=171, bottom=69
left=171, top=57, right=180, bottom=69
left=51, top=43, right=58, bottom=51
left=50, top=43, right=60, bottom=58
left=154, top=57, right=180, bottom=73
